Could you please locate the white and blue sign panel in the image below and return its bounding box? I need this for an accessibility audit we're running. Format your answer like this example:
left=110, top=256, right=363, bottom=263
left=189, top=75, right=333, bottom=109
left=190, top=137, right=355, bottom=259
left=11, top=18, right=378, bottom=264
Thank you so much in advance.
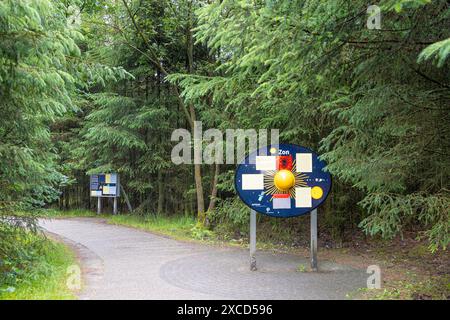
left=235, top=144, right=331, bottom=217
left=90, top=173, right=120, bottom=197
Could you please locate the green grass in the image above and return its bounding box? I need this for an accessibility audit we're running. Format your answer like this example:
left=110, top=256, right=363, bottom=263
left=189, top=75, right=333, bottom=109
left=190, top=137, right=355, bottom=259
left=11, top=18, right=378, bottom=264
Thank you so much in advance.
left=108, top=214, right=198, bottom=241
left=36, top=208, right=99, bottom=218
left=0, top=235, right=78, bottom=300
left=355, top=276, right=450, bottom=300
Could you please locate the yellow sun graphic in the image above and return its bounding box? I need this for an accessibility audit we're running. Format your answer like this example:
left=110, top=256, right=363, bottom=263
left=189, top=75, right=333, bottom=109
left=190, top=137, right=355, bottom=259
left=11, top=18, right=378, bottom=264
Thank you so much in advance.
left=263, top=160, right=308, bottom=199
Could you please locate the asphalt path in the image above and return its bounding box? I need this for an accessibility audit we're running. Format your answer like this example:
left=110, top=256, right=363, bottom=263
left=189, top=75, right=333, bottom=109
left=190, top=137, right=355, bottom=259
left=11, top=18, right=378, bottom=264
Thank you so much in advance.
left=39, top=218, right=367, bottom=300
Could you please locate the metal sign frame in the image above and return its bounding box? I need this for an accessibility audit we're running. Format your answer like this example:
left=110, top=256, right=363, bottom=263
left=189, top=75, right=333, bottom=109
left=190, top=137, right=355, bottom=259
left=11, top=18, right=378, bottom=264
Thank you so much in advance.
left=235, top=144, right=331, bottom=271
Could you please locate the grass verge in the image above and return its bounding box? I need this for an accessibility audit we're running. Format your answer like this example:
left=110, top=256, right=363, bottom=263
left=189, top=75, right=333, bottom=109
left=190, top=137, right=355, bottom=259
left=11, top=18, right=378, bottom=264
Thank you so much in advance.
left=0, top=233, right=78, bottom=300
left=108, top=214, right=198, bottom=241
left=37, top=208, right=98, bottom=218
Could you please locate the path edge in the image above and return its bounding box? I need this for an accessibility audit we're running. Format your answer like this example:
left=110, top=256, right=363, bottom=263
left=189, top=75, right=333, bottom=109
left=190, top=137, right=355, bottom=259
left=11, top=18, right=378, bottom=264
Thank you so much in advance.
left=44, top=229, right=104, bottom=300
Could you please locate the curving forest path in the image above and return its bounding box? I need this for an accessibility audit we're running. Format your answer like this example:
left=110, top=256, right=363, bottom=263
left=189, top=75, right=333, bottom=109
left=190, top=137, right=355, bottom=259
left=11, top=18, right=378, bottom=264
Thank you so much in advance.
left=39, top=218, right=367, bottom=300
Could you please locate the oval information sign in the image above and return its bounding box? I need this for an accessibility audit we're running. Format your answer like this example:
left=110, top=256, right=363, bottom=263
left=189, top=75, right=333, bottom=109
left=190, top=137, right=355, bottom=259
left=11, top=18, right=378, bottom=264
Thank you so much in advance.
left=235, top=144, right=331, bottom=217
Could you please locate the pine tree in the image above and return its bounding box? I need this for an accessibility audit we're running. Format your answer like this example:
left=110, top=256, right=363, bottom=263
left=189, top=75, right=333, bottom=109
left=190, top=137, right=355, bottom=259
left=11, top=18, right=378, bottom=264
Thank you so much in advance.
left=171, top=0, right=450, bottom=250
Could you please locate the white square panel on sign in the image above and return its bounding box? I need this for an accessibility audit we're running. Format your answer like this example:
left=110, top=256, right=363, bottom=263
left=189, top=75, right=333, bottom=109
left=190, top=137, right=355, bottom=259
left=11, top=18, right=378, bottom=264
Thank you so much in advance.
left=295, top=187, right=312, bottom=207
left=255, top=156, right=276, bottom=171
left=273, top=197, right=291, bottom=209
left=242, top=174, right=264, bottom=190
left=296, top=153, right=313, bottom=173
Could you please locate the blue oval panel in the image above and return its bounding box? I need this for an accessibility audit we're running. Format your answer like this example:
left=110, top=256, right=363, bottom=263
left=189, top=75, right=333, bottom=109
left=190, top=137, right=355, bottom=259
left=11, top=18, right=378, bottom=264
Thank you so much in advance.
left=235, top=144, right=331, bottom=217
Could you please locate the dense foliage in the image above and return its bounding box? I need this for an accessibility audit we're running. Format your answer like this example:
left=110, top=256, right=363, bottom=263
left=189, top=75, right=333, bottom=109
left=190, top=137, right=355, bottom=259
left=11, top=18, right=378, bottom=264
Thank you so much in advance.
left=173, top=0, right=450, bottom=250
left=0, top=0, right=125, bottom=290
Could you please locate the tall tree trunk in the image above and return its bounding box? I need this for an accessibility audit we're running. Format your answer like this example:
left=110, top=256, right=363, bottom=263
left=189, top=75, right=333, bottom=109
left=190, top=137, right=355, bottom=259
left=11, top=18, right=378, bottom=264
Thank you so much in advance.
left=186, top=1, right=205, bottom=224
left=194, top=162, right=205, bottom=219
left=207, top=163, right=220, bottom=212
left=157, top=170, right=164, bottom=215
left=206, top=163, right=220, bottom=226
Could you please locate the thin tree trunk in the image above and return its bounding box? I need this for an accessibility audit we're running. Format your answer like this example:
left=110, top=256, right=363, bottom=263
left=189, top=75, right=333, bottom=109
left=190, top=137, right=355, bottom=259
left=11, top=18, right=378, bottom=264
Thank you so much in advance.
left=207, top=163, right=220, bottom=213
left=157, top=170, right=164, bottom=215
left=186, top=1, right=205, bottom=223
left=205, top=163, right=220, bottom=227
